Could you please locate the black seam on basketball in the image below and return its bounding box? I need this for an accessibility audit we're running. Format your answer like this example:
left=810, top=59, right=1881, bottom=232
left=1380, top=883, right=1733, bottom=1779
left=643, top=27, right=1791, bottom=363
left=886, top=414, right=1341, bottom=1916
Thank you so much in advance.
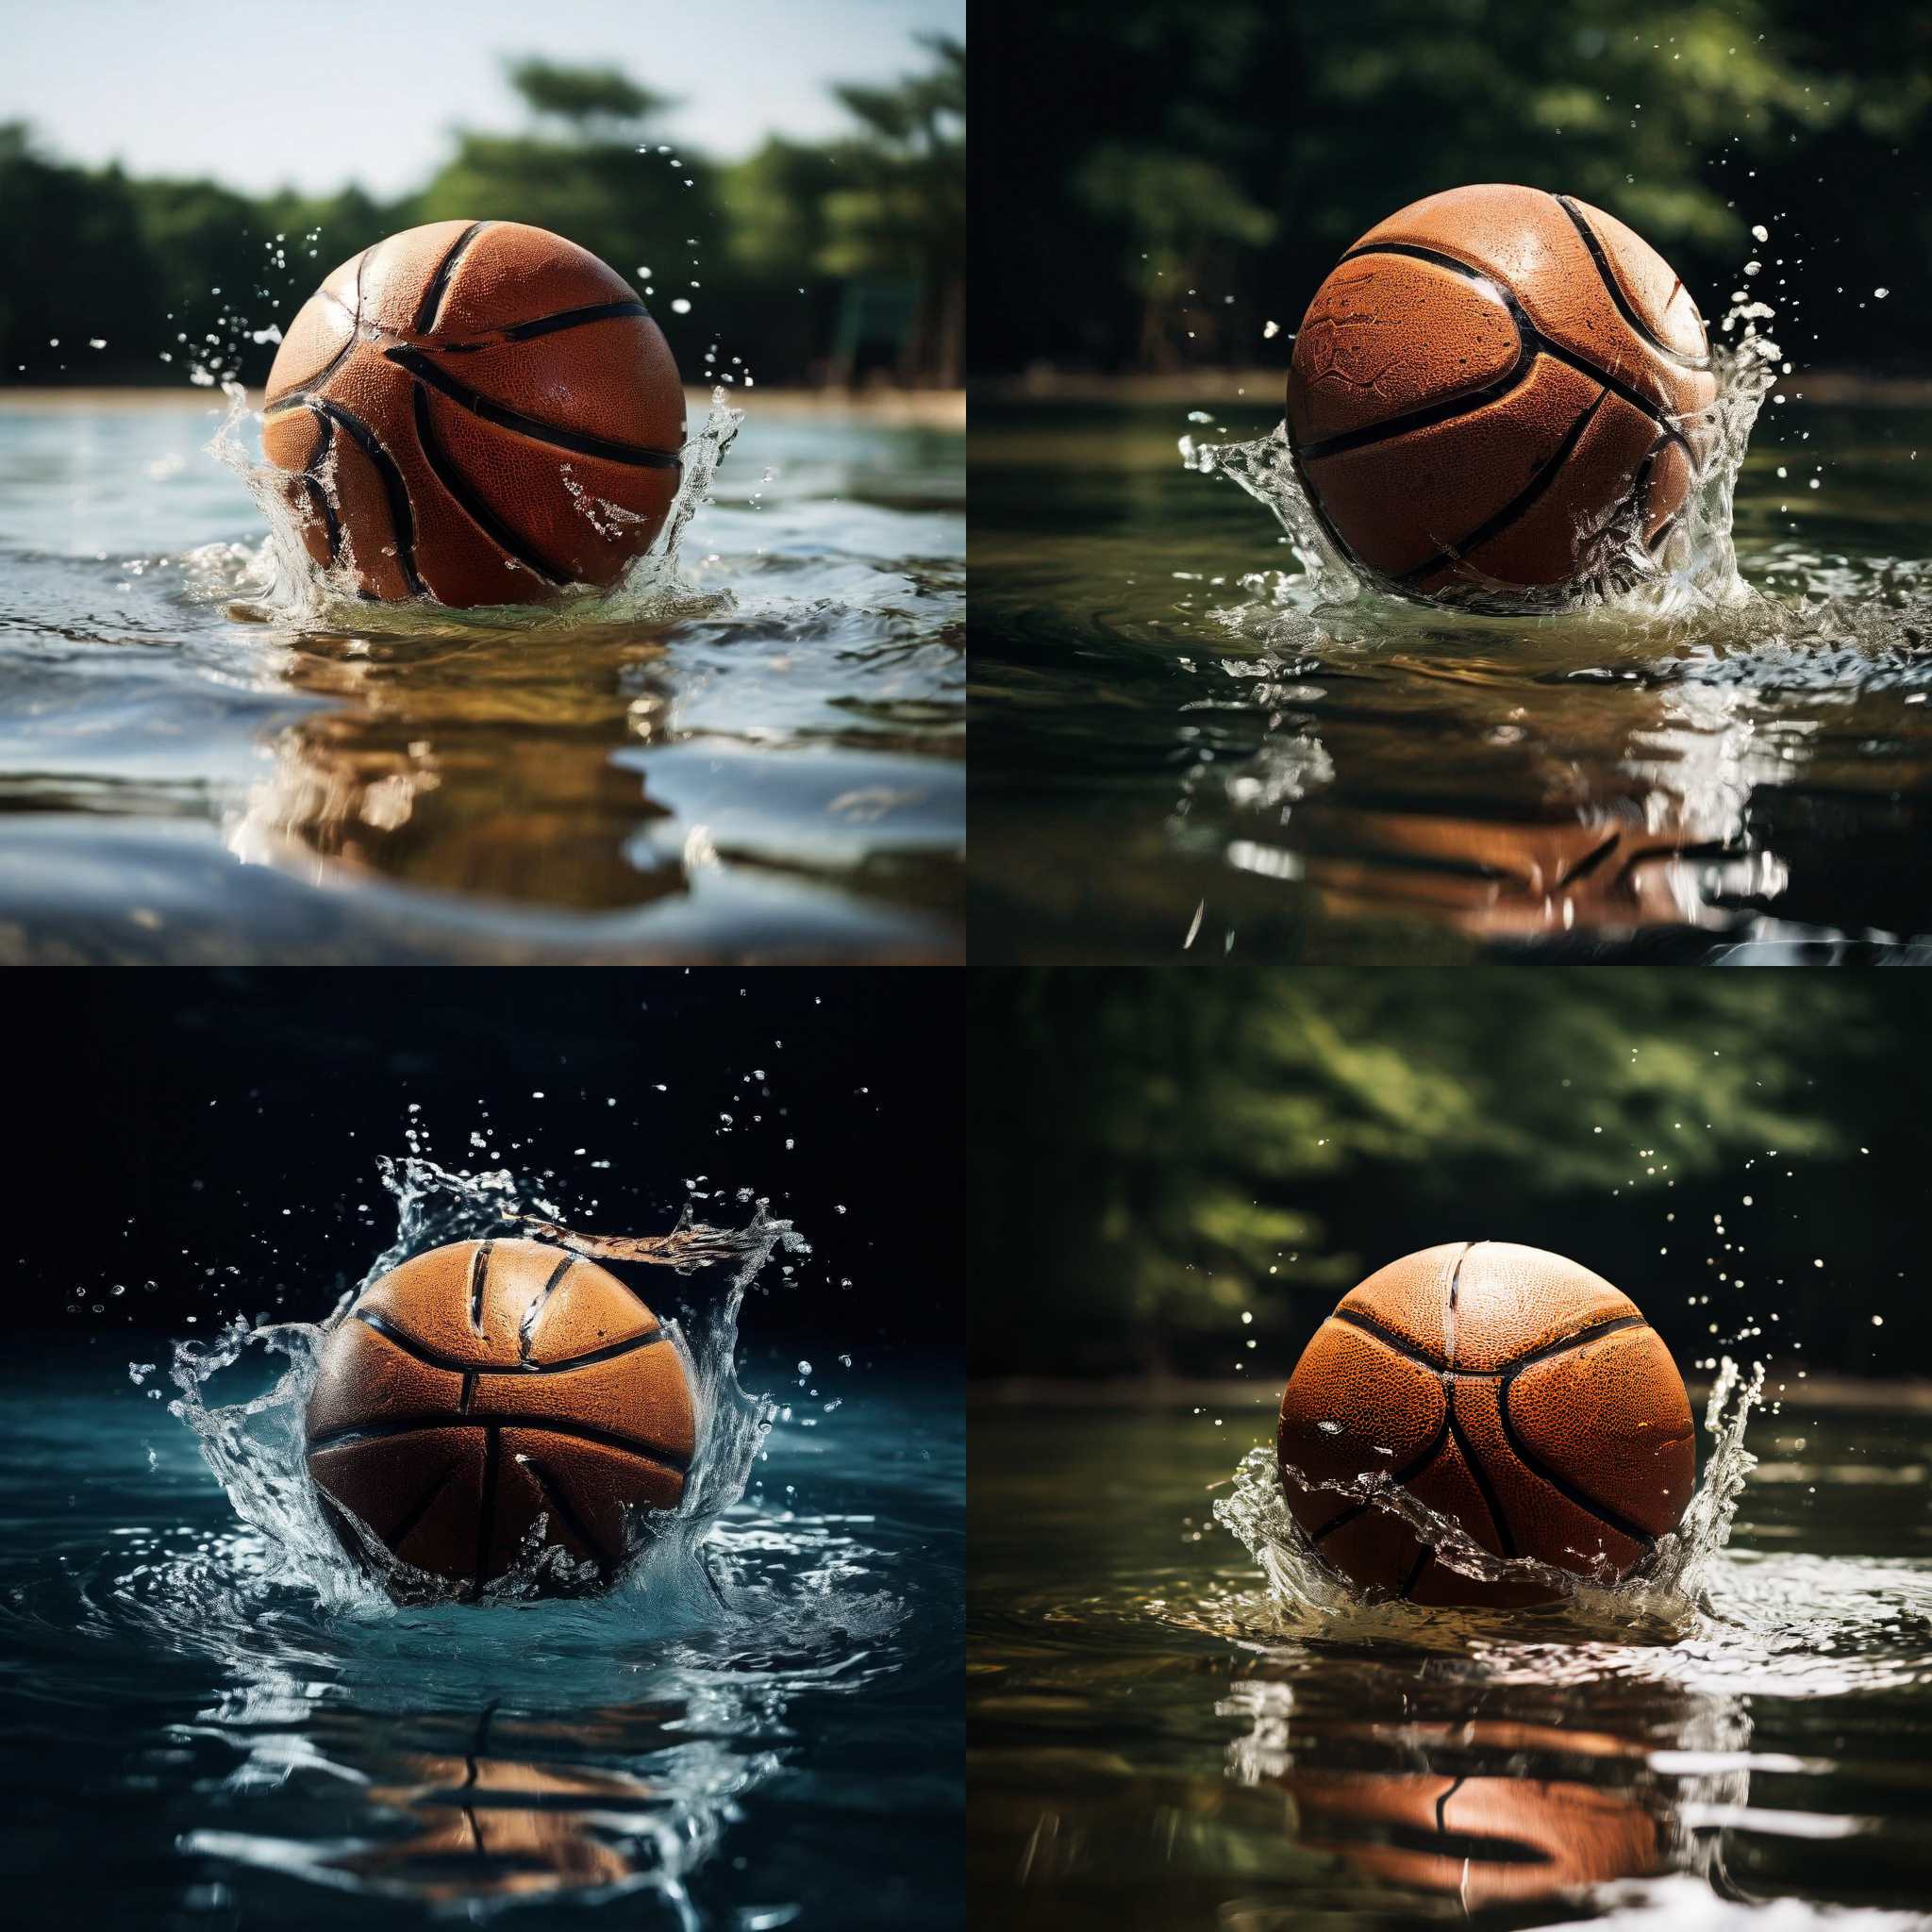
left=1435, top=1774, right=1468, bottom=1835
left=1309, top=1413, right=1449, bottom=1543
left=1443, top=1241, right=1470, bottom=1365
left=520, top=1252, right=579, bottom=1364
left=519, top=1450, right=618, bottom=1576
left=1446, top=1398, right=1518, bottom=1558
left=1396, top=1546, right=1434, bottom=1599
left=384, top=345, right=684, bottom=469
left=473, top=1424, right=500, bottom=1598
left=431, top=299, right=653, bottom=352
left=266, top=320, right=358, bottom=411
left=1496, top=1377, right=1657, bottom=1546
left=313, top=1491, right=384, bottom=1579
left=354, top=1306, right=666, bottom=1374
left=1313, top=243, right=1693, bottom=458
left=1552, top=194, right=1711, bottom=372
left=1400, top=385, right=1611, bottom=585
left=308, top=1412, right=692, bottom=1475
left=1556, top=833, right=1623, bottom=891
left=416, top=221, right=488, bottom=337
left=409, top=383, right=572, bottom=587
left=459, top=1370, right=475, bottom=1413
left=386, top=1452, right=463, bottom=1550
left=305, top=399, right=425, bottom=596
left=469, top=1241, right=492, bottom=1334
left=1330, top=1306, right=1647, bottom=1377
left=300, top=475, right=342, bottom=564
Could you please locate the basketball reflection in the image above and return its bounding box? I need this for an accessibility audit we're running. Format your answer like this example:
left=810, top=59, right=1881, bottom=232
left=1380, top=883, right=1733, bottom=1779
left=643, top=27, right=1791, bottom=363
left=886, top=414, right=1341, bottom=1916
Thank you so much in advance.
left=1224, top=1690, right=1746, bottom=1913
left=225, top=625, right=687, bottom=909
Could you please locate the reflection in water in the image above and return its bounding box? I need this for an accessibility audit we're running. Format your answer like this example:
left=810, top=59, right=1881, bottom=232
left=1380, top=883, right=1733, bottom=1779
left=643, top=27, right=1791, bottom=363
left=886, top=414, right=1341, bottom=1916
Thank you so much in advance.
left=1224, top=1699, right=1742, bottom=1914
left=225, top=626, right=688, bottom=908
left=186, top=1676, right=764, bottom=1923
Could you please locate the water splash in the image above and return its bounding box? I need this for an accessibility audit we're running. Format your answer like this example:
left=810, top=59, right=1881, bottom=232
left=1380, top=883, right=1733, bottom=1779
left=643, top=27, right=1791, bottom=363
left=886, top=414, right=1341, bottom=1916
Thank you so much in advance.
left=167, top=1156, right=809, bottom=1616
left=1181, top=293, right=1782, bottom=620
left=1210, top=1357, right=1763, bottom=1641
left=206, top=379, right=742, bottom=635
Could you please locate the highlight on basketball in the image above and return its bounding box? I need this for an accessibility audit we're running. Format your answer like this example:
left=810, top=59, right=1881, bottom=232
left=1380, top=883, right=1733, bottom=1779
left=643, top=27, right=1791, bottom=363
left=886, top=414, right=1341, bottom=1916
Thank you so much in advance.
left=967, top=965, right=1932, bottom=1924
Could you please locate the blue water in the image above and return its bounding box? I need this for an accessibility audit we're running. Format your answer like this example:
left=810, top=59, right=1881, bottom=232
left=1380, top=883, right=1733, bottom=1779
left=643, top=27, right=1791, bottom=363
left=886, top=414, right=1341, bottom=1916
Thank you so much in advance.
left=0, top=395, right=963, bottom=963
left=0, top=1341, right=963, bottom=1928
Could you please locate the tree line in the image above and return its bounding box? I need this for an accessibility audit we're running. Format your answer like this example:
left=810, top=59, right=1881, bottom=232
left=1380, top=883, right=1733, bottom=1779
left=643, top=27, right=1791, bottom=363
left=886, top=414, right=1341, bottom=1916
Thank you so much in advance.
left=970, top=0, right=1928, bottom=375
left=0, top=40, right=962, bottom=391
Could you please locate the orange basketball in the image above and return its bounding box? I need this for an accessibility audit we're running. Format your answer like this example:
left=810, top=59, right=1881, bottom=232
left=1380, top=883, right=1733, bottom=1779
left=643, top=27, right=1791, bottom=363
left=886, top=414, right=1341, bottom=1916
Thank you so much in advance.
left=305, top=1238, right=696, bottom=1599
left=1275, top=1241, right=1694, bottom=1607
left=1285, top=185, right=1718, bottom=603
left=263, top=221, right=684, bottom=607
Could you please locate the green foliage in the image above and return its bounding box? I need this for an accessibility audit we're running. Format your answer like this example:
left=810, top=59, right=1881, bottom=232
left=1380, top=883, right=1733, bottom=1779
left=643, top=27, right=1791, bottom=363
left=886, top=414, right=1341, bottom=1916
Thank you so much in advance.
left=974, top=0, right=1932, bottom=373
left=971, top=971, right=1910, bottom=1377
left=0, top=42, right=964, bottom=389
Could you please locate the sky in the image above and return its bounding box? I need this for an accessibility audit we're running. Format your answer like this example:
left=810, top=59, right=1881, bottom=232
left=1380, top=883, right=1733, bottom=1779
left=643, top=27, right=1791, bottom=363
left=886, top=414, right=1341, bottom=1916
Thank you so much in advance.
left=0, top=0, right=963, bottom=195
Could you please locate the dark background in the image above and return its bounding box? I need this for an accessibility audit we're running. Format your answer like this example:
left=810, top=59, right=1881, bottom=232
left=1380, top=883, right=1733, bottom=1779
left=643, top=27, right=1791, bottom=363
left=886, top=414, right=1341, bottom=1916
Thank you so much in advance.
left=971, top=0, right=1929, bottom=376
left=970, top=970, right=1932, bottom=1384
left=12, top=969, right=959, bottom=1362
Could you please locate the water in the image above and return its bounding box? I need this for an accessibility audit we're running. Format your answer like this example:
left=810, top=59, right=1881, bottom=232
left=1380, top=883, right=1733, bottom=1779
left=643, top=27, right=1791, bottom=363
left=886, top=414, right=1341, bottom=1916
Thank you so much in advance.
left=969, top=1397, right=1932, bottom=1926
left=0, top=391, right=963, bottom=962
left=0, top=1164, right=964, bottom=1926
left=969, top=383, right=1932, bottom=962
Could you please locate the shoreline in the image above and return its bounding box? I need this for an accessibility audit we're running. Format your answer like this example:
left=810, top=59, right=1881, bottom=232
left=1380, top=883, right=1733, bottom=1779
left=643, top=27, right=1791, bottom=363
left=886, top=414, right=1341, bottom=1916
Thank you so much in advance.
left=971, top=1372, right=1932, bottom=1414
left=971, top=367, right=1932, bottom=409
left=0, top=383, right=965, bottom=428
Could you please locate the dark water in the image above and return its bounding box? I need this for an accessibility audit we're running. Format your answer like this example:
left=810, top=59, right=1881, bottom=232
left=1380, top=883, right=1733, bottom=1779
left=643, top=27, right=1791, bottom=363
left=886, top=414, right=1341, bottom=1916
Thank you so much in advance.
left=970, top=396, right=1932, bottom=963
left=0, top=398, right=963, bottom=963
left=0, top=1341, right=963, bottom=1929
left=970, top=1400, right=1932, bottom=1928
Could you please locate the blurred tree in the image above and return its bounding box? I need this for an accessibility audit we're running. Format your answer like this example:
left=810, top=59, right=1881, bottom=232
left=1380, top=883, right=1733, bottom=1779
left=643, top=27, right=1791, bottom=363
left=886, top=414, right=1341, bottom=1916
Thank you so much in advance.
left=971, top=970, right=1914, bottom=1379
left=972, top=0, right=1932, bottom=375
left=504, top=58, right=673, bottom=134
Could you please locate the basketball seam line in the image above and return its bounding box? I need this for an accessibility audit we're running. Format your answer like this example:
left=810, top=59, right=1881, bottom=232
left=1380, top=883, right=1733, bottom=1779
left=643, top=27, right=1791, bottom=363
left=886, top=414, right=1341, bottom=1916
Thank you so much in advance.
left=1552, top=194, right=1711, bottom=372
left=1557, top=832, right=1624, bottom=891
left=1309, top=1411, right=1448, bottom=1544
left=1400, top=385, right=1611, bottom=586
left=384, top=1451, right=463, bottom=1550
left=1396, top=1545, right=1434, bottom=1600
left=301, top=398, right=425, bottom=597
left=1497, top=1377, right=1658, bottom=1547
left=469, top=1241, right=492, bottom=1334
left=431, top=299, right=654, bottom=352
left=520, top=1448, right=619, bottom=1577
left=1314, top=242, right=1702, bottom=461
left=473, top=1423, right=500, bottom=1599
left=1329, top=1306, right=1647, bottom=1375
left=308, top=1411, right=693, bottom=1475
left=416, top=221, right=489, bottom=337
left=354, top=1305, right=666, bottom=1375
left=386, top=346, right=685, bottom=470
left=521, top=1252, right=580, bottom=1364
left=1446, top=1395, right=1518, bottom=1559
left=1434, top=1775, right=1467, bottom=1835
left=409, top=383, right=573, bottom=588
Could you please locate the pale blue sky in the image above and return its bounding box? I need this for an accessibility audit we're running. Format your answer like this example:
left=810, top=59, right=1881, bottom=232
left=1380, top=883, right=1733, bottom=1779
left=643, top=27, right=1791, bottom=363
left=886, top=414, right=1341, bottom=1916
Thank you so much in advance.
left=0, top=0, right=963, bottom=194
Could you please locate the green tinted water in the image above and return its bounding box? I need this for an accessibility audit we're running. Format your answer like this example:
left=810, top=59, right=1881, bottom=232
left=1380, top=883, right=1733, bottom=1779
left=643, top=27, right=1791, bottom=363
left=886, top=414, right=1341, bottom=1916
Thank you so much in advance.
left=969, top=1401, right=1932, bottom=1927
left=970, top=396, right=1932, bottom=962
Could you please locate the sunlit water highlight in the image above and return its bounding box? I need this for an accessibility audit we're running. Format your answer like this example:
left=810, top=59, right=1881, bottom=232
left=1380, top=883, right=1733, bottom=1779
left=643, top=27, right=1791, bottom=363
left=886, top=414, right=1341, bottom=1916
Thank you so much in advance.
left=2, top=1160, right=962, bottom=1925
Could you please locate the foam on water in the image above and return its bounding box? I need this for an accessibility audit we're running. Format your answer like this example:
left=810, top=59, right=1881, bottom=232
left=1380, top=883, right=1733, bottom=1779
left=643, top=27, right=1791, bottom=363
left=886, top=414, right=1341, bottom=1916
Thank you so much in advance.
left=1209, top=1358, right=1764, bottom=1646
left=204, top=378, right=743, bottom=637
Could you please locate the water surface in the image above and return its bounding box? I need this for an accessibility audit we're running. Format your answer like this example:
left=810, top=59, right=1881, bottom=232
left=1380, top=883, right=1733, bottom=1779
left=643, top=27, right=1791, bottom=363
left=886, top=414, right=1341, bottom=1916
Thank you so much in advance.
left=970, top=393, right=1931, bottom=962
left=969, top=1400, right=1932, bottom=1927
left=0, top=394, right=963, bottom=962
left=1, top=1339, right=962, bottom=1927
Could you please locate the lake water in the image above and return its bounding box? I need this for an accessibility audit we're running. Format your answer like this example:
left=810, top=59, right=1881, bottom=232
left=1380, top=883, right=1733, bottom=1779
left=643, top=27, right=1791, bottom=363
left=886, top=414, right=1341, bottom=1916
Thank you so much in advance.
left=969, top=1400, right=1932, bottom=1928
left=0, top=1339, right=963, bottom=1928
left=970, top=395, right=1932, bottom=963
left=0, top=396, right=963, bottom=962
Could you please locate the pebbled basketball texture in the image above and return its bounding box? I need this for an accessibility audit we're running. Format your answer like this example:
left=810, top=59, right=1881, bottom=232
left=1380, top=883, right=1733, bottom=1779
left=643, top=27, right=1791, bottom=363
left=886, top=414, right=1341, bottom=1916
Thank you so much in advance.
left=1275, top=1241, right=1695, bottom=1608
left=1286, top=185, right=1719, bottom=603
left=304, top=1237, right=696, bottom=1598
left=263, top=221, right=684, bottom=608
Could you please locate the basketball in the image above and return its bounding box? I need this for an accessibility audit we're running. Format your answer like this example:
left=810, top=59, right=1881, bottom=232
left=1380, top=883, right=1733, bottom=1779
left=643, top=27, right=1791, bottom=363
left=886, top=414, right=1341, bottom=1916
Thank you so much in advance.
left=1275, top=1241, right=1694, bottom=1607
left=263, top=221, right=684, bottom=607
left=1285, top=185, right=1718, bottom=602
left=305, top=1237, right=696, bottom=1598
